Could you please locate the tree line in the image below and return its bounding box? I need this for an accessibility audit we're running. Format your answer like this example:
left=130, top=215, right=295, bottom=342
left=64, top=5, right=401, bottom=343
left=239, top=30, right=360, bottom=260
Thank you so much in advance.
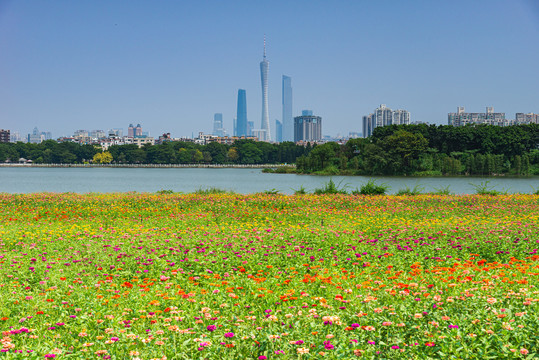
left=2, top=124, right=538, bottom=176
left=296, top=124, right=539, bottom=176
left=0, top=140, right=310, bottom=165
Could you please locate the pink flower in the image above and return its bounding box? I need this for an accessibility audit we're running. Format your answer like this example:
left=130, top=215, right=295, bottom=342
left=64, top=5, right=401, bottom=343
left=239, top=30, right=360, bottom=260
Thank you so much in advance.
left=521, top=348, right=529, bottom=355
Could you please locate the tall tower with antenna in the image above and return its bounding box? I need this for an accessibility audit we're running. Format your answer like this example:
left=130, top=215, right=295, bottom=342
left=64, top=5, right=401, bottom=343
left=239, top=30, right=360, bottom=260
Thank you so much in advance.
left=260, top=35, right=271, bottom=141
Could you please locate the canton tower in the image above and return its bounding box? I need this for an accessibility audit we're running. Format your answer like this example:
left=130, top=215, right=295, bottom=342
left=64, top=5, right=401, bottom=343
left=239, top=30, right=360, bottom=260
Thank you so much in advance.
left=260, top=36, right=271, bottom=141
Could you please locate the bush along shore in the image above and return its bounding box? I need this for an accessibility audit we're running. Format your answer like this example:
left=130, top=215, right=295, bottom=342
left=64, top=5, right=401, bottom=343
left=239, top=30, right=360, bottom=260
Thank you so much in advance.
left=293, top=124, right=539, bottom=176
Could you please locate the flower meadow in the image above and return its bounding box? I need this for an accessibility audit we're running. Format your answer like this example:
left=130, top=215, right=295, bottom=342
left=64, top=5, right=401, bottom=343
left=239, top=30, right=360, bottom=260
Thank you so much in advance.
left=1, top=193, right=539, bottom=359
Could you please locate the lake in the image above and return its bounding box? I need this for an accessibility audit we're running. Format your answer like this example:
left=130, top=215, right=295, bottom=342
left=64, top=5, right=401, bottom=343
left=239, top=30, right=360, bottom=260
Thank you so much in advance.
left=1, top=167, right=538, bottom=194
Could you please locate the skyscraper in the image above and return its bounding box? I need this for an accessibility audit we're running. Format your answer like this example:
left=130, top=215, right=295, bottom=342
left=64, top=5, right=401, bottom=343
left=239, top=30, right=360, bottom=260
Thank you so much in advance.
left=260, top=36, right=271, bottom=141
left=213, top=113, right=224, bottom=136
left=236, top=89, right=248, bottom=136
left=128, top=124, right=135, bottom=137
left=275, top=119, right=282, bottom=142
left=294, top=110, right=322, bottom=142
left=282, top=75, right=293, bottom=142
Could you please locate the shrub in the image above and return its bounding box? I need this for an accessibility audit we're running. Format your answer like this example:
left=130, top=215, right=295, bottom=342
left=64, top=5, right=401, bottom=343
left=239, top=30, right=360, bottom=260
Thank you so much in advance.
left=469, top=181, right=506, bottom=196
left=429, top=185, right=452, bottom=195
left=195, top=187, right=234, bottom=195
left=156, top=189, right=175, bottom=195
left=396, top=184, right=424, bottom=196
left=313, top=179, right=348, bottom=195
left=352, top=179, right=389, bottom=195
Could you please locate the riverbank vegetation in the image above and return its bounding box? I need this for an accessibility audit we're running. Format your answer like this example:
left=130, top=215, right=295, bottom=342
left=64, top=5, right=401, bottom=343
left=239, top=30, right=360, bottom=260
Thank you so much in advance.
left=0, top=140, right=309, bottom=165
left=2, top=124, right=539, bottom=176
left=296, top=124, right=539, bottom=176
left=1, top=192, right=538, bottom=358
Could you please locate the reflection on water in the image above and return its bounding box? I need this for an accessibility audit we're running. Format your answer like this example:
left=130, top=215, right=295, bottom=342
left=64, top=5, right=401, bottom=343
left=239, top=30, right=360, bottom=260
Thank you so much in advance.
left=0, top=167, right=538, bottom=194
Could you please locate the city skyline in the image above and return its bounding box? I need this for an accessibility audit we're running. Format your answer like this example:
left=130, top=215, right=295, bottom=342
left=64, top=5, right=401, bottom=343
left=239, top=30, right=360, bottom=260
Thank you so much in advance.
left=1, top=1, right=539, bottom=138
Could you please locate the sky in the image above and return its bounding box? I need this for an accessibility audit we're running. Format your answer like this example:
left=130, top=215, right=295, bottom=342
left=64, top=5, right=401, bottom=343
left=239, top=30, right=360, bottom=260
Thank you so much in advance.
left=1, top=0, right=539, bottom=138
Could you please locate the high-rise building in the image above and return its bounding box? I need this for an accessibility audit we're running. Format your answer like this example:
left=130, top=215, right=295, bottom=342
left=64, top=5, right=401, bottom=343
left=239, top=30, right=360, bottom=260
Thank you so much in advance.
left=28, top=127, right=43, bottom=144
left=90, top=130, right=106, bottom=139
left=294, top=110, right=322, bottom=142
left=128, top=124, right=135, bottom=137
left=374, top=104, right=393, bottom=127
left=236, top=89, right=248, bottom=136
left=213, top=113, right=225, bottom=136
left=9, top=131, right=23, bottom=143
left=247, top=121, right=254, bottom=136
left=135, top=124, right=142, bottom=137
left=0, top=129, right=10, bottom=143
left=275, top=120, right=282, bottom=142
left=41, top=132, right=53, bottom=140
left=282, top=75, right=293, bottom=141
left=392, top=109, right=411, bottom=125
left=448, top=107, right=506, bottom=126
left=108, top=128, right=123, bottom=137
left=74, top=130, right=89, bottom=138
left=260, top=36, right=271, bottom=141
left=363, top=104, right=411, bottom=137
left=515, top=113, right=539, bottom=124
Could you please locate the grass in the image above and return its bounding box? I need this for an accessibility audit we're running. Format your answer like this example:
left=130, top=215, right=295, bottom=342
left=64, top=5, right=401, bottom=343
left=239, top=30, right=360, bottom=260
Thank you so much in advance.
left=194, top=187, right=234, bottom=194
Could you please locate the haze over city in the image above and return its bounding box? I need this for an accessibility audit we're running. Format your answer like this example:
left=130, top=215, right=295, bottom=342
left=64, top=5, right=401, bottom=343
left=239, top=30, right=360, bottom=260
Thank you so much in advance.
left=1, top=0, right=539, bottom=138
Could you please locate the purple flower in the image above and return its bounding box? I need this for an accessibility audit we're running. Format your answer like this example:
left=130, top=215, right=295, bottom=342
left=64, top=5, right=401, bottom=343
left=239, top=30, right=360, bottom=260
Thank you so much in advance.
left=391, top=345, right=400, bottom=350
left=224, top=332, right=234, bottom=338
left=448, top=324, right=459, bottom=329
left=324, top=341, right=334, bottom=350
left=207, top=325, right=216, bottom=332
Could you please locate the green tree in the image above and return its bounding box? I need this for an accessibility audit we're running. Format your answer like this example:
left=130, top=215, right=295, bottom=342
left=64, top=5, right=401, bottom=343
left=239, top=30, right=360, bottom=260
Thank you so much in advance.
left=192, top=149, right=204, bottom=163
left=227, top=148, right=239, bottom=162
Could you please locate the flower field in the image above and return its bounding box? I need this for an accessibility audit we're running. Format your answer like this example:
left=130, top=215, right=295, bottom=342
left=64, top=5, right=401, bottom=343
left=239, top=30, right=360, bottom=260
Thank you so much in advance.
left=1, top=193, right=539, bottom=359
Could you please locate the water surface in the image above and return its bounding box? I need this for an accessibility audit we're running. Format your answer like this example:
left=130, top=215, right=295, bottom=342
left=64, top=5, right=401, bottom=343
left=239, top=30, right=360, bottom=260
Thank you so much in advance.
left=0, top=167, right=538, bottom=194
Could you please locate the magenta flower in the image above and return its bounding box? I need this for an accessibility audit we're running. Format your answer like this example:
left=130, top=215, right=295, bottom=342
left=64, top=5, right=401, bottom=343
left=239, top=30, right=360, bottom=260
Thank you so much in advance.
left=224, top=332, right=234, bottom=338
left=207, top=325, right=216, bottom=332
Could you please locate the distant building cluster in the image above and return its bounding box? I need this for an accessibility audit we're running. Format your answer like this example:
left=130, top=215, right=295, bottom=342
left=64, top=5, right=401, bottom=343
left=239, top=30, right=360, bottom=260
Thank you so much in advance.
left=448, top=107, right=539, bottom=126
left=55, top=124, right=154, bottom=149
left=362, top=104, right=411, bottom=137
left=26, top=127, right=52, bottom=144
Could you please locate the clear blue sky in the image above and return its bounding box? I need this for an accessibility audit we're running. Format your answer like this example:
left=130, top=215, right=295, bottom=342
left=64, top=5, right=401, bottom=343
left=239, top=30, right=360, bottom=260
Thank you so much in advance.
left=1, top=0, right=539, bottom=138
